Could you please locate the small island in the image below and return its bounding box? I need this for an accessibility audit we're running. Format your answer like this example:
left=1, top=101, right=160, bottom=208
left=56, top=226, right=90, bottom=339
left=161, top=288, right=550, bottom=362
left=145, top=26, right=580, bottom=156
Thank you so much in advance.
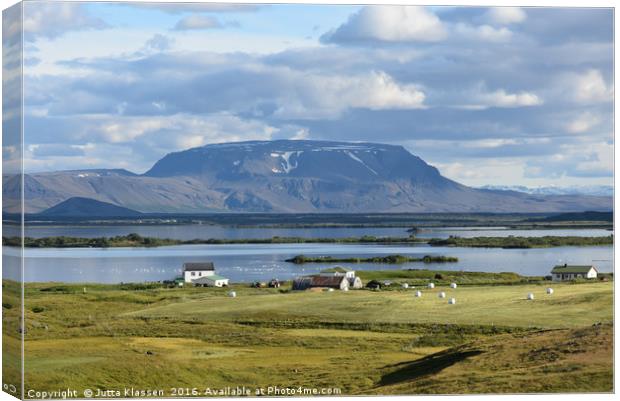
left=428, top=235, right=614, bottom=248
left=285, top=254, right=458, bottom=264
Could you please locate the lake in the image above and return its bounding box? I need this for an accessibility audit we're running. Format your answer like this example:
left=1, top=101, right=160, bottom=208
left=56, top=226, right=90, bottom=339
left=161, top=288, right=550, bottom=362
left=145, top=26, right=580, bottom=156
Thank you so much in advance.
left=2, top=242, right=613, bottom=284
left=24, top=225, right=613, bottom=240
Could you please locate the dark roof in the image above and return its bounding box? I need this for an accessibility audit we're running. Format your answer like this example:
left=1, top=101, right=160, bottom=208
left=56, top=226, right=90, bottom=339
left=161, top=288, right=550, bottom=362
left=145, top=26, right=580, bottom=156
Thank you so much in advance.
left=310, top=275, right=348, bottom=288
left=183, top=262, right=215, bottom=271
left=292, top=275, right=348, bottom=290
left=292, top=277, right=313, bottom=290
left=551, top=265, right=597, bottom=274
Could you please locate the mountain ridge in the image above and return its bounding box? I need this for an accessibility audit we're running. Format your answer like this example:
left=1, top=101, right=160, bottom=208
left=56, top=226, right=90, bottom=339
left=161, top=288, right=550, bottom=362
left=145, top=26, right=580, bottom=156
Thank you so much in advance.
left=3, top=140, right=612, bottom=214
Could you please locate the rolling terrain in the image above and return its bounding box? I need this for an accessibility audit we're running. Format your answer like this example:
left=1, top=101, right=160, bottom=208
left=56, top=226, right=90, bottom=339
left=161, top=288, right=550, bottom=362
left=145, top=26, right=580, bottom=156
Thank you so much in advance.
left=3, top=279, right=612, bottom=396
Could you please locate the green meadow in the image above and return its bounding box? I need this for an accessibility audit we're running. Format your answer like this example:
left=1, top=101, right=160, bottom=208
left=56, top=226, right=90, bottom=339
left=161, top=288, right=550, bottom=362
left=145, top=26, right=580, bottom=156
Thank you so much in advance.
left=2, top=276, right=613, bottom=396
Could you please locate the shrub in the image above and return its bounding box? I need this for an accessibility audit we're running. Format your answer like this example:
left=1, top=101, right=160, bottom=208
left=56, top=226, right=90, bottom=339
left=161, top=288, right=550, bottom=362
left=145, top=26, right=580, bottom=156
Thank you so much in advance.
left=32, top=306, right=45, bottom=313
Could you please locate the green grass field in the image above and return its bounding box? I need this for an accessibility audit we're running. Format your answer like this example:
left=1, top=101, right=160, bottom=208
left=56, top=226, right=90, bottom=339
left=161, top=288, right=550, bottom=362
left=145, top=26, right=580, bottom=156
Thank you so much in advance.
left=2, top=277, right=613, bottom=396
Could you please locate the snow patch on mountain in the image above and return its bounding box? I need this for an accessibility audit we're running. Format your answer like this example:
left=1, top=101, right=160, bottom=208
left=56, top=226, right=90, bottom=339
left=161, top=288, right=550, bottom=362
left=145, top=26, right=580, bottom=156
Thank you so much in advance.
left=344, top=150, right=378, bottom=175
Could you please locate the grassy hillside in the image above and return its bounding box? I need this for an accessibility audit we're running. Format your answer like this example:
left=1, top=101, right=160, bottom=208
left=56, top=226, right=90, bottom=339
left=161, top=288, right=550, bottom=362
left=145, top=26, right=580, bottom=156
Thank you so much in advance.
left=126, top=282, right=611, bottom=329
left=6, top=279, right=613, bottom=395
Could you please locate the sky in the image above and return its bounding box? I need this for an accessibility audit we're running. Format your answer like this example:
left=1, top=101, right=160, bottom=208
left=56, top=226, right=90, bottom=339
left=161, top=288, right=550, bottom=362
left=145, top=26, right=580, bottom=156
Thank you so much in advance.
left=11, top=1, right=615, bottom=187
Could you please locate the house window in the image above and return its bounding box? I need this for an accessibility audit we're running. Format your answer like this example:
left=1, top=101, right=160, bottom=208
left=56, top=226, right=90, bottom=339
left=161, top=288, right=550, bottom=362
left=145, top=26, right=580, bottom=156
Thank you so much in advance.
left=191, top=272, right=196, bottom=276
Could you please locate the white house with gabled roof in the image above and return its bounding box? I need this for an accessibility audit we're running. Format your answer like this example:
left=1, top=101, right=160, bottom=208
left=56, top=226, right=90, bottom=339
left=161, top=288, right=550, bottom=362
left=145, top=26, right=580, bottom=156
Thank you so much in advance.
left=183, top=262, right=215, bottom=283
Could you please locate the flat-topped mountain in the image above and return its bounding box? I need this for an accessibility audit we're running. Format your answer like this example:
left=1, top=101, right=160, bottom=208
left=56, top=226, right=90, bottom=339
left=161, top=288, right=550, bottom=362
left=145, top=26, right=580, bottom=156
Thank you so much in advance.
left=3, top=140, right=612, bottom=214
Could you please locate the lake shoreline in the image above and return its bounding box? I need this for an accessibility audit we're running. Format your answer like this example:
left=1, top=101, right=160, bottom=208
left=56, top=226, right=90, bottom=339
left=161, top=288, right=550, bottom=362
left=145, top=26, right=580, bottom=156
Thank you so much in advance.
left=3, top=233, right=614, bottom=249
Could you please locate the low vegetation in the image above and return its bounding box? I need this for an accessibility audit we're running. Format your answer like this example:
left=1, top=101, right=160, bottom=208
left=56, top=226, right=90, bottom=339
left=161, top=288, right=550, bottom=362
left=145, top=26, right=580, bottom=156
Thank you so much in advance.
left=3, top=276, right=612, bottom=396
left=4, top=233, right=425, bottom=248
left=285, top=254, right=458, bottom=264
left=6, top=233, right=613, bottom=249
left=429, top=235, right=613, bottom=248
left=356, top=269, right=541, bottom=287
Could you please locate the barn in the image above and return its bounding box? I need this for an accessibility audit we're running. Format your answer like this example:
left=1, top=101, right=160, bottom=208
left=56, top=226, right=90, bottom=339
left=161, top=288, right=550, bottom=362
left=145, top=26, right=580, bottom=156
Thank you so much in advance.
left=551, top=264, right=598, bottom=281
left=292, top=275, right=350, bottom=291
left=319, top=266, right=363, bottom=288
left=192, top=274, right=230, bottom=287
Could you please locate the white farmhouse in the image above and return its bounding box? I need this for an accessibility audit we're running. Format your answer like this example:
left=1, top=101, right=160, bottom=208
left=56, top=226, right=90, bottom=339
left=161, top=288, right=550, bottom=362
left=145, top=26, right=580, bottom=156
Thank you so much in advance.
left=183, top=262, right=215, bottom=283
left=551, top=264, right=598, bottom=281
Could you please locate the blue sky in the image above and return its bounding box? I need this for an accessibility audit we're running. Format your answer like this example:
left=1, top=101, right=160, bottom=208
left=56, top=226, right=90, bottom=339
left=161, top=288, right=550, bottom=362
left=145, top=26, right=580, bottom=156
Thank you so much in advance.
left=13, top=1, right=614, bottom=187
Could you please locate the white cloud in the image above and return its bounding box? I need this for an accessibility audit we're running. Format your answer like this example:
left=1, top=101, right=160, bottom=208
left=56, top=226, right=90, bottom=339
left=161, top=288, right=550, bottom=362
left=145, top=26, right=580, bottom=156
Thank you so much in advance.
left=565, top=112, right=602, bottom=134
left=453, top=23, right=513, bottom=43
left=477, top=89, right=542, bottom=108
left=126, top=3, right=260, bottom=14
left=486, top=7, right=527, bottom=25
left=568, top=69, right=613, bottom=104
left=273, top=70, right=426, bottom=119
left=322, top=6, right=447, bottom=44
left=143, top=34, right=174, bottom=52
left=525, top=139, right=613, bottom=179
left=173, top=15, right=223, bottom=31
left=92, top=112, right=279, bottom=146
left=457, top=84, right=542, bottom=109
left=23, top=2, right=108, bottom=40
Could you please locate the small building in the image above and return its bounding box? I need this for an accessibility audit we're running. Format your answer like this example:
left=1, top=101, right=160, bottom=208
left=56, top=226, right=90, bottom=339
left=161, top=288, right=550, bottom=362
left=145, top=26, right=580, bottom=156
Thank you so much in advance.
left=320, top=266, right=363, bottom=288
left=292, top=275, right=349, bottom=291
left=183, top=262, right=215, bottom=283
left=348, top=276, right=363, bottom=289
left=320, top=266, right=356, bottom=279
left=192, top=274, right=230, bottom=287
left=551, top=264, right=598, bottom=281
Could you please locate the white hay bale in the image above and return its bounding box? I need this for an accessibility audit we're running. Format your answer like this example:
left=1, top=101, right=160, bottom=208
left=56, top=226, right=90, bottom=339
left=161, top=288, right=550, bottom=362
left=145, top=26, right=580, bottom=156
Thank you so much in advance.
left=546, top=287, right=554, bottom=295
left=343, top=287, right=349, bottom=292
left=448, top=298, right=456, bottom=305
left=401, top=283, right=409, bottom=289
left=227, top=291, right=236, bottom=298
left=328, top=288, right=335, bottom=292
left=450, top=283, right=457, bottom=289
left=415, top=291, right=422, bottom=297
left=438, top=291, right=446, bottom=298
left=527, top=293, right=534, bottom=300
left=427, top=283, right=435, bottom=289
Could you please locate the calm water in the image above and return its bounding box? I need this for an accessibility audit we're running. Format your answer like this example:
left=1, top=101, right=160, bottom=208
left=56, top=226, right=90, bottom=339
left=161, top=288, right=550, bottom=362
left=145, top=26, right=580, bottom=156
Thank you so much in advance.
left=24, top=225, right=612, bottom=240
left=3, top=243, right=613, bottom=284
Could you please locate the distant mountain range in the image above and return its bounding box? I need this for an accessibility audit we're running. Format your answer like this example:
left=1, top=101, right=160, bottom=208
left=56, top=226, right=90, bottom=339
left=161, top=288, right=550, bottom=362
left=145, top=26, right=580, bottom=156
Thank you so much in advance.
left=2, top=140, right=613, bottom=214
left=478, top=185, right=613, bottom=197
left=39, top=197, right=142, bottom=218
